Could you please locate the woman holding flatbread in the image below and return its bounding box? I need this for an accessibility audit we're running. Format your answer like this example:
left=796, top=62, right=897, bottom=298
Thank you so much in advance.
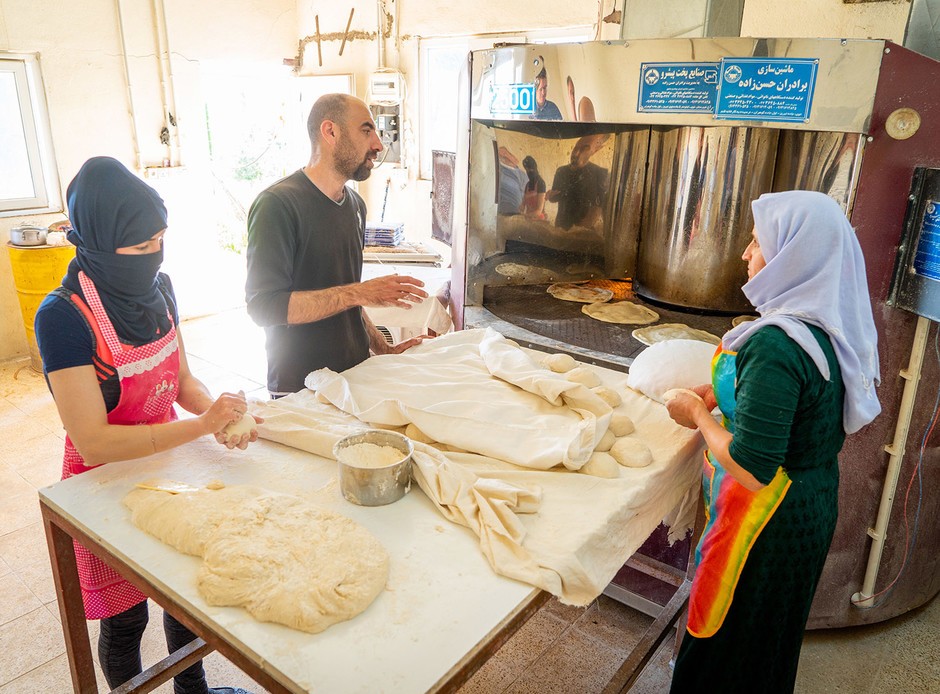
left=665, top=191, right=881, bottom=692
left=35, top=157, right=256, bottom=694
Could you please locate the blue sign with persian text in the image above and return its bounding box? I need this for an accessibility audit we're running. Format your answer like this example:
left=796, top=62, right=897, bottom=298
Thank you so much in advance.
left=490, top=83, right=536, bottom=115
left=914, top=200, right=940, bottom=282
left=638, top=62, right=720, bottom=114
left=715, top=57, right=818, bottom=123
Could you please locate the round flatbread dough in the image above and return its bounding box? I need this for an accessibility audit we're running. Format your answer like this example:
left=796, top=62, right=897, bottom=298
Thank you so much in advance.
left=610, top=437, right=654, bottom=468
left=547, top=282, right=614, bottom=304
left=632, top=323, right=721, bottom=346
left=609, top=412, right=635, bottom=437
left=582, top=301, right=659, bottom=325
left=566, top=366, right=602, bottom=388
left=579, top=452, right=619, bottom=478
left=220, top=413, right=255, bottom=444
left=543, top=353, right=577, bottom=373
left=596, top=429, right=616, bottom=452
left=124, top=484, right=388, bottom=634
left=592, top=386, right=622, bottom=408
left=732, top=314, right=758, bottom=327
left=662, top=388, right=707, bottom=406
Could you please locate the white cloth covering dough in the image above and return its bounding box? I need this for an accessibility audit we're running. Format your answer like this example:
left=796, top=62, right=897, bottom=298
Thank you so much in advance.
left=582, top=301, right=659, bottom=325
left=547, top=282, right=614, bottom=304
left=123, top=484, right=389, bottom=633
left=307, top=329, right=611, bottom=471
left=610, top=437, right=654, bottom=468
left=580, top=452, right=619, bottom=478
left=631, top=323, right=721, bottom=346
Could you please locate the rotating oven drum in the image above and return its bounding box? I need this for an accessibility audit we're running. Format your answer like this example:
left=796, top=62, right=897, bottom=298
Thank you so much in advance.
left=634, top=126, right=779, bottom=313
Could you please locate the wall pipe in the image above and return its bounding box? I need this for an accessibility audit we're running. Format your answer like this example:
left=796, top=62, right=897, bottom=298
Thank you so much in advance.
left=114, top=0, right=143, bottom=171
left=376, top=0, right=386, bottom=68
left=152, top=0, right=180, bottom=166
left=852, top=314, right=932, bottom=608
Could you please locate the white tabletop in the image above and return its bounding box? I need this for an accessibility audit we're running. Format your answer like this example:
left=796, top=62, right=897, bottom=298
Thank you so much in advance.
left=39, top=434, right=536, bottom=694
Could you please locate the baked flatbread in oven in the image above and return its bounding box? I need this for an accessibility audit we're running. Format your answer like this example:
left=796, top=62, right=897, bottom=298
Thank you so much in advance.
left=547, top=282, right=614, bottom=304
left=581, top=301, right=659, bottom=325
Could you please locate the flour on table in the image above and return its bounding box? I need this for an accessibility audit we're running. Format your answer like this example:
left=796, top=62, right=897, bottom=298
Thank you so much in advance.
left=123, top=483, right=389, bottom=634
left=338, top=442, right=407, bottom=468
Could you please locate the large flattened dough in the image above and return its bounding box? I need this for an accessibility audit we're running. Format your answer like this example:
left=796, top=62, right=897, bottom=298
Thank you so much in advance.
left=631, top=323, right=720, bottom=346
left=547, top=282, right=614, bottom=304
left=124, top=484, right=389, bottom=634
left=582, top=301, right=659, bottom=325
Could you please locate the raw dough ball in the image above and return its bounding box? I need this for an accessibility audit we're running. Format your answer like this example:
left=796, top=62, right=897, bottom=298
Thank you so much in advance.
left=609, top=412, right=635, bottom=437
left=404, top=423, right=435, bottom=444
left=662, top=388, right=706, bottom=406
left=596, top=430, right=616, bottom=452
left=206, top=480, right=225, bottom=491
left=544, top=353, right=577, bottom=373
left=566, top=366, right=602, bottom=388
left=124, top=484, right=388, bottom=634
left=593, top=386, right=622, bottom=408
left=610, top=437, right=654, bottom=468
left=579, top=452, right=619, bottom=478
left=220, top=413, right=255, bottom=443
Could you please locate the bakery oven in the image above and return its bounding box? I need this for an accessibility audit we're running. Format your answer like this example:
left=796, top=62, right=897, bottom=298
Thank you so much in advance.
left=450, top=37, right=940, bottom=628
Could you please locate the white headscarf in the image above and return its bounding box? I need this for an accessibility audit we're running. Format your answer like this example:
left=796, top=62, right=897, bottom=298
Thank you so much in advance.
left=722, top=190, right=881, bottom=434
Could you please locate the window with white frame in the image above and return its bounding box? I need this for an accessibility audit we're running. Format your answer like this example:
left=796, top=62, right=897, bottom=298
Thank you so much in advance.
left=418, top=27, right=594, bottom=180
left=0, top=53, right=61, bottom=216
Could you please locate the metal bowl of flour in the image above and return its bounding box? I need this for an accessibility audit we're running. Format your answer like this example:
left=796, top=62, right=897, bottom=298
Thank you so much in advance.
left=333, top=429, right=414, bottom=507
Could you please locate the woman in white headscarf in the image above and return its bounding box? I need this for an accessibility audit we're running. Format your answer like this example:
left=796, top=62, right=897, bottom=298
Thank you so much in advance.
left=665, top=191, right=881, bottom=693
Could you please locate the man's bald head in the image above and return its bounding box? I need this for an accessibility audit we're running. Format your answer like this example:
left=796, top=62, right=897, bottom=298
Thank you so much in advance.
left=307, top=93, right=357, bottom=150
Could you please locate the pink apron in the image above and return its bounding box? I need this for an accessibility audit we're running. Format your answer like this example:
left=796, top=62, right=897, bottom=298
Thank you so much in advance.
left=62, top=271, right=180, bottom=619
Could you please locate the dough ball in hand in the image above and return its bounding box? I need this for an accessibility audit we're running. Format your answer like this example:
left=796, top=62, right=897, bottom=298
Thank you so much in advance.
left=592, top=386, right=622, bottom=407
left=220, top=413, right=256, bottom=444
left=662, top=388, right=706, bottom=406
left=609, top=412, right=635, bottom=437
left=544, top=353, right=577, bottom=373
left=566, top=366, right=602, bottom=388
left=595, top=429, right=615, bottom=452
left=579, top=452, right=619, bottom=478
left=610, top=437, right=653, bottom=468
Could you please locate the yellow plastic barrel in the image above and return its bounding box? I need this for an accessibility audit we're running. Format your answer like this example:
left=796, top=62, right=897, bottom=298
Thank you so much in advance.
left=6, top=242, right=75, bottom=372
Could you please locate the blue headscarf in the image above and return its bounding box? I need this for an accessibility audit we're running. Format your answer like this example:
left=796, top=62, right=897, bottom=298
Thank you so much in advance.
left=63, top=157, right=171, bottom=345
left=722, top=191, right=881, bottom=434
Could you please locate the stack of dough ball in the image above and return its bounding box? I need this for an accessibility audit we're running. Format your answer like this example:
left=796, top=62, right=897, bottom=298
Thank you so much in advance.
left=610, top=437, right=653, bottom=468
left=566, top=366, right=602, bottom=388
left=579, top=452, right=619, bottom=478
left=609, top=412, right=635, bottom=437
left=544, top=353, right=577, bottom=373
left=592, top=386, right=622, bottom=407
left=220, top=413, right=255, bottom=444
left=123, top=484, right=389, bottom=634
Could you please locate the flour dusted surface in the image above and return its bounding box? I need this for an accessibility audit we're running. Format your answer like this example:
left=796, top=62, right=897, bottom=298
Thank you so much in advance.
left=123, top=483, right=389, bottom=633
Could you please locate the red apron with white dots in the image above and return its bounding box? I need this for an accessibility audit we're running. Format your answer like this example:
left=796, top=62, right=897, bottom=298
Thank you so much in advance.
left=62, top=271, right=180, bottom=620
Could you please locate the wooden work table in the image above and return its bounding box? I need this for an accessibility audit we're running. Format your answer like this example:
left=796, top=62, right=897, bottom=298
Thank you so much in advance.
left=40, top=435, right=547, bottom=693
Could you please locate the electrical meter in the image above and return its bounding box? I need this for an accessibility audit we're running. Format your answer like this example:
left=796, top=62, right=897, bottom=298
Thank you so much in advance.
left=368, top=69, right=404, bottom=106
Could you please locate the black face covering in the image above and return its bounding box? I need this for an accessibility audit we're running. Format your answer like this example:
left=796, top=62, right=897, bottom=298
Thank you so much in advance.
left=62, top=157, right=171, bottom=345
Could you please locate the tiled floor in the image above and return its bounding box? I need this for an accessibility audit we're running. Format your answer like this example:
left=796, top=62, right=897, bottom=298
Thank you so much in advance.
left=0, top=307, right=938, bottom=693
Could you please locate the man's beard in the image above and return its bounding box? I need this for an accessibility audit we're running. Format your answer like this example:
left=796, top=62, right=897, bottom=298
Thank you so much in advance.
left=336, top=139, right=374, bottom=181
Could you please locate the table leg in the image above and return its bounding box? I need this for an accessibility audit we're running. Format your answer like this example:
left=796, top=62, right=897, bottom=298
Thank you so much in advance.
left=42, top=507, right=98, bottom=694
